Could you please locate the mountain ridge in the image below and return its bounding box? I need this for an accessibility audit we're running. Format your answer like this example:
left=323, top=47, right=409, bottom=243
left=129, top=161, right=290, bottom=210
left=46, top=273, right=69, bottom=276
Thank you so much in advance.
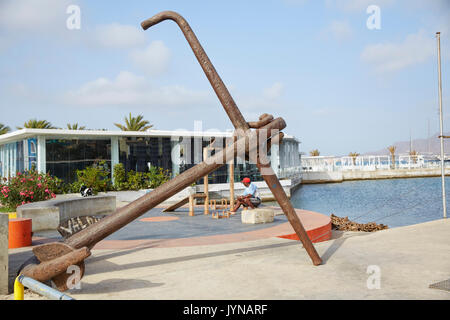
left=363, top=131, right=450, bottom=156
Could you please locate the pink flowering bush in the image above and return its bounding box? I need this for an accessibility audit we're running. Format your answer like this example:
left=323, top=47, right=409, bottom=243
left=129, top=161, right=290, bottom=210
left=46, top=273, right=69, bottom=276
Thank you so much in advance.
left=0, top=169, right=63, bottom=210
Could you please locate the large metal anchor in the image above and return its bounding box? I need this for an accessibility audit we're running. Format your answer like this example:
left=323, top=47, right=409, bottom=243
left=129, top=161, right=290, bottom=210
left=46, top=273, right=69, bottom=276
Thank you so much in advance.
left=19, top=11, right=322, bottom=291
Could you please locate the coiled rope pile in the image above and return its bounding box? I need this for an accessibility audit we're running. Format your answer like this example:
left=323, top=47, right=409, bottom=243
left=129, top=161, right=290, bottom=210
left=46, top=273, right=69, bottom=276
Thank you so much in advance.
left=330, top=214, right=388, bottom=232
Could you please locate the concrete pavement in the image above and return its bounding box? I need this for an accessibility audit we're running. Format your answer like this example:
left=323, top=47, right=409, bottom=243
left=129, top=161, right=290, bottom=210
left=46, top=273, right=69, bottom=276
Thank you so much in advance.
left=2, top=218, right=449, bottom=300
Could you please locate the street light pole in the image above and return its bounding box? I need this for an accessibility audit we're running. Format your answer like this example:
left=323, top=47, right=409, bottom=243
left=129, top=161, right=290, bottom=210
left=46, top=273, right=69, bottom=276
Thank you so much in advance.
left=436, top=32, right=447, bottom=219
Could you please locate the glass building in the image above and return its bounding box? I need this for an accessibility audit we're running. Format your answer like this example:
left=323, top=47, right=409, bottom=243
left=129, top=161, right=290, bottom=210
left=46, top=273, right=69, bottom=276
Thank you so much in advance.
left=0, top=129, right=301, bottom=184
left=46, top=138, right=112, bottom=183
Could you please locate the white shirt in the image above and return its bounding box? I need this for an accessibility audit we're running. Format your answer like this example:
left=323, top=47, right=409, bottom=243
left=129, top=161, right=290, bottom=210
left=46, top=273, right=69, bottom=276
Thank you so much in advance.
left=243, top=183, right=260, bottom=198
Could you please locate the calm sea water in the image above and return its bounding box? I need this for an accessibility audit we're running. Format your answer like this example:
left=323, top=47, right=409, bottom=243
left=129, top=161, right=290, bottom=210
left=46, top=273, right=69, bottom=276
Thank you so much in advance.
left=290, top=176, right=449, bottom=228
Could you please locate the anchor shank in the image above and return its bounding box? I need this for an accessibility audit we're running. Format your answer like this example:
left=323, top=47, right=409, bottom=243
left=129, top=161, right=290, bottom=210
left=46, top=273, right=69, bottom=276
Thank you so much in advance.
left=141, top=11, right=249, bottom=131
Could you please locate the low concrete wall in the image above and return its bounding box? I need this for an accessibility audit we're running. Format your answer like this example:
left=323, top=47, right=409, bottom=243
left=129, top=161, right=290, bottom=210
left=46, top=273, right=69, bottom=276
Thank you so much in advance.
left=16, top=195, right=116, bottom=231
left=57, top=196, right=115, bottom=224
left=0, top=214, right=8, bottom=295
left=289, top=175, right=303, bottom=193
left=302, top=167, right=450, bottom=184
left=301, top=171, right=343, bottom=183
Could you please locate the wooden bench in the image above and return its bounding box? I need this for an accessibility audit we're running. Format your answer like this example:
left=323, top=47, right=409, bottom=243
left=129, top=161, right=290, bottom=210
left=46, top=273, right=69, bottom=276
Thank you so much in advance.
left=163, top=193, right=207, bottom=216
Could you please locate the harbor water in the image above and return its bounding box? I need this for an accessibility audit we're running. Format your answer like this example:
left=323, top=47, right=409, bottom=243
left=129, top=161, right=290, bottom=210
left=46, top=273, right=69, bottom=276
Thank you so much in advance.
left=290, top=176, right=449, bottom=228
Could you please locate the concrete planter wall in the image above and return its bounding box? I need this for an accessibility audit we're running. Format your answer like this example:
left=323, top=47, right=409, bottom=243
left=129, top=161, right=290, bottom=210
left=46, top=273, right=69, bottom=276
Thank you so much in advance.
left=16, top=195, right=116, bottom=232
left=0, top=214, right=8, bottom=294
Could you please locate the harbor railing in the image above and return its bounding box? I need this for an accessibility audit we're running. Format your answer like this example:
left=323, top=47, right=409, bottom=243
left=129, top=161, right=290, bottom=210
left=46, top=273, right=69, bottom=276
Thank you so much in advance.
left=301, top=154, right=450, bottom=172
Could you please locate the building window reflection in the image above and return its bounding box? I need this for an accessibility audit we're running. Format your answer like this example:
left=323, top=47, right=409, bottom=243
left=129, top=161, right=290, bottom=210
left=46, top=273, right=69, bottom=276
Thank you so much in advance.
left=118, top=137, right=172, bottom=174
left=177, top=137, right=263, bottom=185
left=46, top=139, right=111, bottom=183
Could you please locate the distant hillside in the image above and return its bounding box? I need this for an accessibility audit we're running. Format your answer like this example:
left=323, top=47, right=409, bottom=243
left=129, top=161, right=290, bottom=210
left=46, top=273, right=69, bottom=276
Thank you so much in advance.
left=364, top=132, right=450, bottom=156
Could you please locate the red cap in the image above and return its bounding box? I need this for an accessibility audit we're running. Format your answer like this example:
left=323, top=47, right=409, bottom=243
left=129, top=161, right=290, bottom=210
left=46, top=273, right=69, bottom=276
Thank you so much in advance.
left=242, top=177, right=251, bottom=184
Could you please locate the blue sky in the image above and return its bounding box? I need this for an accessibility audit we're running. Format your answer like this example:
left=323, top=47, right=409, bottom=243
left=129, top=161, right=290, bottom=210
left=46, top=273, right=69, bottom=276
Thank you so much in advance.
left=1, top=0, right=449, bottom=156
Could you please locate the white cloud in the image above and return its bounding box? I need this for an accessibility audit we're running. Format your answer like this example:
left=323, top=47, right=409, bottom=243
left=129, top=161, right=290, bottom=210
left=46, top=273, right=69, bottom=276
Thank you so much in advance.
left=263, top=82, right=284, bottom=99
left=361, top=30, right=435, bottom=73
left=0, top=1, right=147, bottom=51
left=0, top=0, right=73, bottom=32
left=64, top=71, right=214, bottom=108
left=129, top=41, right=171, bottom=75
left=0, top=0, right=81, bottom=51
left=91, top=23, right=147, bottom=49
left=321, top=20, right=353, bottom=42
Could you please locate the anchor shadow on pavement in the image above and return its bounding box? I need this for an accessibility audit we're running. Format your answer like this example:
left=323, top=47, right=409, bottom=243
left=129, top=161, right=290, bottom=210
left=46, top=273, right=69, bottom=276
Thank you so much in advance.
left=85, top=241, right=301, bottom=276
left=84, top=230, right=371, bottom=276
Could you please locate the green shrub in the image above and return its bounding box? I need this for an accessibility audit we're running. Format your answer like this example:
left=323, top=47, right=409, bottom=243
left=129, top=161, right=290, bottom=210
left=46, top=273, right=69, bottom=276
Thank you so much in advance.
left=56, top=182, right=73, bottom=194
left=71, top=161, right=112, bottom=194
left=0, top=168, right=62, bottom=210
left=113, top=163, right=127, bottom=191
left=126, top=170, right=147, bottom=190
left=112, top=163, right=171, bottom=190
left=146, top=166, right=171, bottom=189
left=0, top=206, right=13, bottom=213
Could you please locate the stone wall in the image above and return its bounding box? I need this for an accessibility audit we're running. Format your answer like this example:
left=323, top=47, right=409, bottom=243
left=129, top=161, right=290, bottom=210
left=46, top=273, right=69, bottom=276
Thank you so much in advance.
left=302, top=167, right=450, bottom=184
left=0, top=214, right=8, bottom=295
left=16, top=195, right=116, bottom=231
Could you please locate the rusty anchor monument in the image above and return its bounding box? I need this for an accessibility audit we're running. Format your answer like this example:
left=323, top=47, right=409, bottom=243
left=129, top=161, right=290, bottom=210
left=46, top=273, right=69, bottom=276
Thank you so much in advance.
left=18, top=11, right=322, bottom=291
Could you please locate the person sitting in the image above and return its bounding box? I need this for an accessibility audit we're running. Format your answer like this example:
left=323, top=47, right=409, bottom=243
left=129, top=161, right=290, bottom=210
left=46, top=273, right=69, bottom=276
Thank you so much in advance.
left=230, top=177, right=261, bottom=213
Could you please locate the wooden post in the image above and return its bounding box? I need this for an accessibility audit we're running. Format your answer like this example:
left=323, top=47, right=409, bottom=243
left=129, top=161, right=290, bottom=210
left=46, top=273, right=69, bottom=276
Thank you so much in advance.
left=229, top=158, right=234, bottom=212
left=203, top=148, right=209, bottom=215
left=189, top=194, right=194, bottom=216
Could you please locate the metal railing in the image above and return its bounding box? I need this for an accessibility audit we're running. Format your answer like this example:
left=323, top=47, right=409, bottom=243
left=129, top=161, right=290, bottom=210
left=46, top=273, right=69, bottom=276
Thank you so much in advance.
left=302, top=154, right=450, bottom=172
left=14, top=275, right=75, bottom=300
left=278, top=166, right=302, bottom=179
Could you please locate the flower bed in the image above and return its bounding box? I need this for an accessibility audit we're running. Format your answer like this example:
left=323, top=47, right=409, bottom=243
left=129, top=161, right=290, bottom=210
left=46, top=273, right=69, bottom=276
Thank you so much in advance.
left=0, top=169, right=63, bottom=211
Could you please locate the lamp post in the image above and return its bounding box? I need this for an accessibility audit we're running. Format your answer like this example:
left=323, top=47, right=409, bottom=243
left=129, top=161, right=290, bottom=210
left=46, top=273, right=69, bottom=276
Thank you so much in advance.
left=436, top=32, right=447, bottom=219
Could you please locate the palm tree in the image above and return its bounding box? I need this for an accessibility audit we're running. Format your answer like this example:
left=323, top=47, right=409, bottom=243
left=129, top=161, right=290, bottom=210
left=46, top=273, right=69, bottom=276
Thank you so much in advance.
left=114, top=113, right=153, bottom=131
left=388, top=145, right=396, bottom=169
left=0, top=123, right=10, bottom=135
left=348, top=152, right=360, bottom=166
left=67, top=123, right=86, bottom=130
left=309, top=149, right=320, bottom=156
left=17, top=119, right=56, bottom=129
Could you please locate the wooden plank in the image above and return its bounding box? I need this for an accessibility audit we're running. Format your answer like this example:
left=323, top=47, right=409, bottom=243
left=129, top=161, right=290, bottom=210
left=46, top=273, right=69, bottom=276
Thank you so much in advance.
left=193, top=193, right=207, bottom=198
left=162, top=193, right=207, bottom=212
left=162, top=197, right=190, bottom=212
